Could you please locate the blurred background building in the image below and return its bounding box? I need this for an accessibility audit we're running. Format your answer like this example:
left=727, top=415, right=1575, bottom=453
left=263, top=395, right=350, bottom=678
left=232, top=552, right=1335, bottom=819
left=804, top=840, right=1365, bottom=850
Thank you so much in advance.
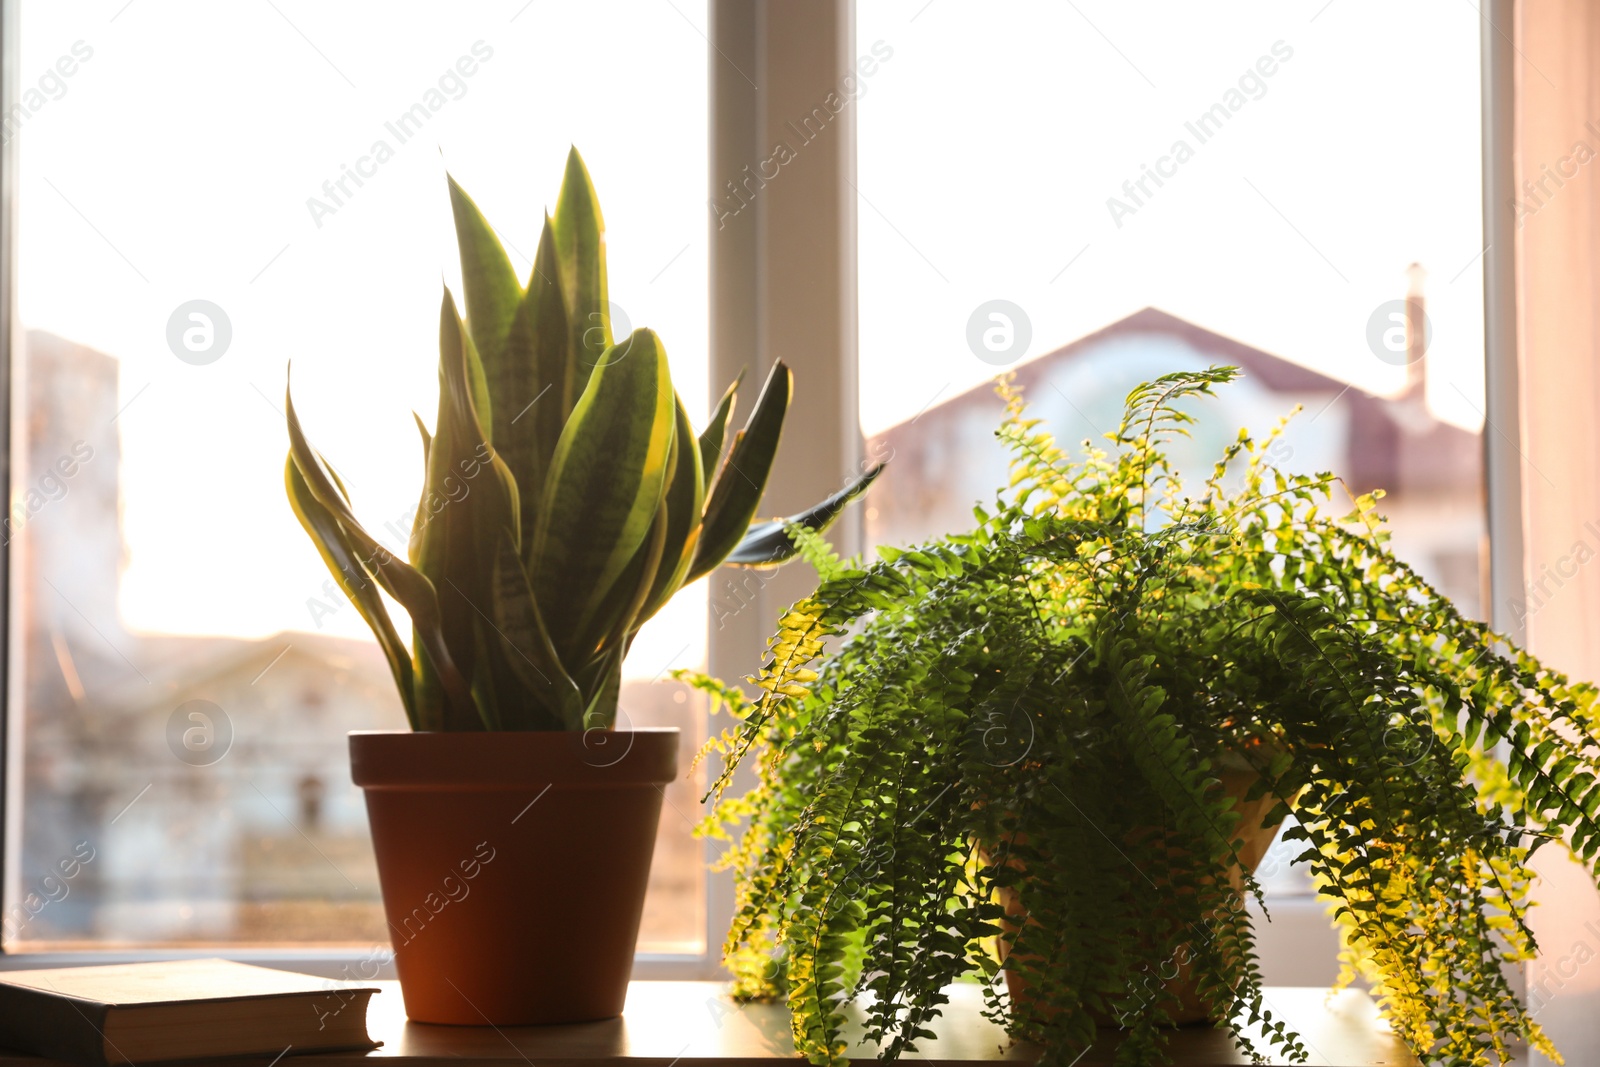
left=865, top=305, right=1484, bottom=619
left=14, top=329, right=704, bottom=950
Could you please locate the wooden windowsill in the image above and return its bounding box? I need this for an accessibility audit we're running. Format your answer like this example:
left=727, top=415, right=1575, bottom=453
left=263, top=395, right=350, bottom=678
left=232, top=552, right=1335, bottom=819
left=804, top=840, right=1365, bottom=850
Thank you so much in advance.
left=0, top=980, right=1441, bottom=1066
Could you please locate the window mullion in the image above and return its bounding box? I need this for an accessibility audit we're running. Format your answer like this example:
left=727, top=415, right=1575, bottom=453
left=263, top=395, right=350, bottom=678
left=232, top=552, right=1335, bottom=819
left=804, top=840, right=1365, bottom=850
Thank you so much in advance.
left=705, top=0, right=860, bottom=979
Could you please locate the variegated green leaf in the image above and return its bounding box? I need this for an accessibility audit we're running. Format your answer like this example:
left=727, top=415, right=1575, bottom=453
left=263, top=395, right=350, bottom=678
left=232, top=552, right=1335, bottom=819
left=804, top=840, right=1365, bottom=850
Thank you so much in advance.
left=552, top=147, right=610, bottom=394
left=411, top=292, right=524, bottom=730
left=447, top=173, right=523, bottom=439
left=532, top=328, right=675, bottom=653
left=490, top=531, right=585, bottom=730
left=437, top=289, right=521, bottom=547
left=723, top=462, right=886, bottom=566
left=412, top=410, right=432, bottom=465
left=580, top=644, right=626, bottom=730
left=701, top=370, right=743, bottom=480
left=410, top=397, right=485, bottom=730
left=468, top=620, right=507, bottom=731
left=505, top=216, right=570, bottom=546
left=285, top=380, right=477, bottom=726
left=408, top=412, right=432, bottom=562
left=285, top=454, right=419, bottom=727
left=638, top=395, right=705, bottom=624
left=690, top=360, right=792, bottom=582
left=576, top=494, right=671, bottom=670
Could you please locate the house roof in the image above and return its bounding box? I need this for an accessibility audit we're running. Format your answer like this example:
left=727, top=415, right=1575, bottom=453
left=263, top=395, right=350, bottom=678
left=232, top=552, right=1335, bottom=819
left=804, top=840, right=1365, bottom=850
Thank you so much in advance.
left=870, top=306, right=1481, bottom=497
left=1008, top=307, right=1350, bottom=396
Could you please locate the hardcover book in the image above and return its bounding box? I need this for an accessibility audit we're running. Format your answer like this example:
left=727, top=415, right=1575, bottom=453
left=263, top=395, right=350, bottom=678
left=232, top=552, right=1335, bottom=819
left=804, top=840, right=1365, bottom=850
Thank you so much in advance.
left=0, top=958, right=379, bottom=1065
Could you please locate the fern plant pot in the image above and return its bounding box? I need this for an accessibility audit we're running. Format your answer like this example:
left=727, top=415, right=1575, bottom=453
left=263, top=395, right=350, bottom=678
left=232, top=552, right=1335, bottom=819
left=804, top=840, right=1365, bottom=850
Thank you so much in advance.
left=995, top=766, right=1285, bottom=1027
left=349, top=728, right=679, bottom=1026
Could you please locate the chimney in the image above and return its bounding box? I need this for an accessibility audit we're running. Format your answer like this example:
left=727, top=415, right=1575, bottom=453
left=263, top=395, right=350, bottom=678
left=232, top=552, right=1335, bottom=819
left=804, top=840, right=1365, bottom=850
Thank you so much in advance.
left=1404, top=262, right=1427, bottom=396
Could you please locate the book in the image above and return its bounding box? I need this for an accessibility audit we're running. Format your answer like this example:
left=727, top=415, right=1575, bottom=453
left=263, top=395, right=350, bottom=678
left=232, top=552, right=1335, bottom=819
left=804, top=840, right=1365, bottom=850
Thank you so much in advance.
left=0, top=958, right=379, bottom=1065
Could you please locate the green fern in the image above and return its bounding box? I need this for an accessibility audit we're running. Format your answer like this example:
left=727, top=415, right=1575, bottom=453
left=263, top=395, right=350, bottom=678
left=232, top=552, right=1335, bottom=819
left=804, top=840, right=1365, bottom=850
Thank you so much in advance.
left=684, top=366, right=1595, bottom=1067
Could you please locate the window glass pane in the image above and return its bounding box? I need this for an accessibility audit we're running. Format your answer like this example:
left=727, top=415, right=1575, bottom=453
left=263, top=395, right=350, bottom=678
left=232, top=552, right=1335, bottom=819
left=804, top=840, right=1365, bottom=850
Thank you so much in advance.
left=11, top=0, right=707, bottom=952
left=858, top=0, right=1482, bottom=965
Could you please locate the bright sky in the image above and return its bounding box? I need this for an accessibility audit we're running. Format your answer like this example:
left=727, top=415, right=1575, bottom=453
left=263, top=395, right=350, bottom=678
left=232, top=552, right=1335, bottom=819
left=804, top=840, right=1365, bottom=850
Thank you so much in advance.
left=17, top=0, right=710, bottom=676
left=17, top=1, right=1484, bottom=676
left=857, top=0, right=1484, bottom=436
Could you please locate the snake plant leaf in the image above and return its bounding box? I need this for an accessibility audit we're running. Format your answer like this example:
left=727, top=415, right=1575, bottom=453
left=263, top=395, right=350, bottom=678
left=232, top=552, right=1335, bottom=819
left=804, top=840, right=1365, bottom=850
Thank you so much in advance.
left=638, top=396, right=706, bottom=624
left=532, top=328, right=675, bottom=653
left=285, top=455, right=419, bottom=727
left=576, top=490, right=672, bottom=667
left=447, top=174, right=523, bottom=413
left=319, top=457, right=354, bottom=504
left=467, top=620, right=508, bottom=732
left=417, top=606, right=483, bottom=731
left=700, top=370, right=743, bottom=480
left=689, top=361, right=792, bottom=582
left=410, top=404, right=463, bottom=577
left=412, top=411, right=432, bottom=465
left=408, top=412, right=433, bottom=563
left=580, top=643, right=626, bottom=731
left=490, top=530, right=585, bottom=730
left=552, top=147, right=610, bottom=393
left=437, top=288, right=521, bottom=548
left=504, top=215, right=570, bottom=541
left=462, top=305, right=497, bottom=456
left=411, top=292, right=523, bottom=731
left=722, top=462, right=887, bottom=566
left=410, top=396, right=483, bottom=728
left=284, top=383, right=476, bottom=726
left=617, top=505, right=670, bottom=648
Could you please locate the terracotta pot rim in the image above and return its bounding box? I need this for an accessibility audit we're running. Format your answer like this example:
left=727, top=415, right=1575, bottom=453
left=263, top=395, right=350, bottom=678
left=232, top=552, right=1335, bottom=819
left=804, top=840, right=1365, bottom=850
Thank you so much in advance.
left=349, top=727, right=680, bottom=789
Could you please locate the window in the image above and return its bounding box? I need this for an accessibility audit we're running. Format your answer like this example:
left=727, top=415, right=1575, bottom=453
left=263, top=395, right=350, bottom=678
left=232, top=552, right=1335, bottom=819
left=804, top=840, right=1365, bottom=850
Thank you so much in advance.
left=0, top=0, right=1516, bottom=994
left=8, top=0, right=708, bottom=957
left=856, top=0, right=1486, bottom=984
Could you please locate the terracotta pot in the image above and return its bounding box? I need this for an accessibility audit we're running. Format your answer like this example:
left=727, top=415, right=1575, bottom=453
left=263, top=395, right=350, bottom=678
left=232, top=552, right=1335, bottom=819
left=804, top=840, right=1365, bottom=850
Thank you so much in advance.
left=349, top=728, right=678, bottom=1025
left=993, top=766, right=1285, bottom=1027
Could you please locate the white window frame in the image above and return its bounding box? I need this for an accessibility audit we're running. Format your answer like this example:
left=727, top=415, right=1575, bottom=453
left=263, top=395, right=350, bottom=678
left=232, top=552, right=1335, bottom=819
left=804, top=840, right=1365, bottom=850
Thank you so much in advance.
left=0, top=0, right=1521, bottom=990
left=703, top=0, right=861, bottom=982
left=1479, top=0, right=1523, bottom=645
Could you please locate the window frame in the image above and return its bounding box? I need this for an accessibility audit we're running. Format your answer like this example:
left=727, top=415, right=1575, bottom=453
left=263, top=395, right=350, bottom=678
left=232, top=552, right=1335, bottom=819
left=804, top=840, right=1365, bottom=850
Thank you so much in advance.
left=0, top=0, right=1520, bottom=989
left=1479, top=0, right=1523, bottom=645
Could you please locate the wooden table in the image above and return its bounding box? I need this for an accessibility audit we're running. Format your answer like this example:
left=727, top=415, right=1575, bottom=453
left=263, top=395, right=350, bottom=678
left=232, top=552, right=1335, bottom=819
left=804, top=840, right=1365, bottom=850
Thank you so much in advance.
left=0, top=981, right=1431, bottom=1066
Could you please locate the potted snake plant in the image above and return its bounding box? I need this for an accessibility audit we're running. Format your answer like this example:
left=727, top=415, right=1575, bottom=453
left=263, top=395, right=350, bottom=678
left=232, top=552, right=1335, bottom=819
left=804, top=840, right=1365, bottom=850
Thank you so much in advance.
left=284, top=149, right=878, bottom=1026
left=688, top=368, right=1600, bottom=1067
